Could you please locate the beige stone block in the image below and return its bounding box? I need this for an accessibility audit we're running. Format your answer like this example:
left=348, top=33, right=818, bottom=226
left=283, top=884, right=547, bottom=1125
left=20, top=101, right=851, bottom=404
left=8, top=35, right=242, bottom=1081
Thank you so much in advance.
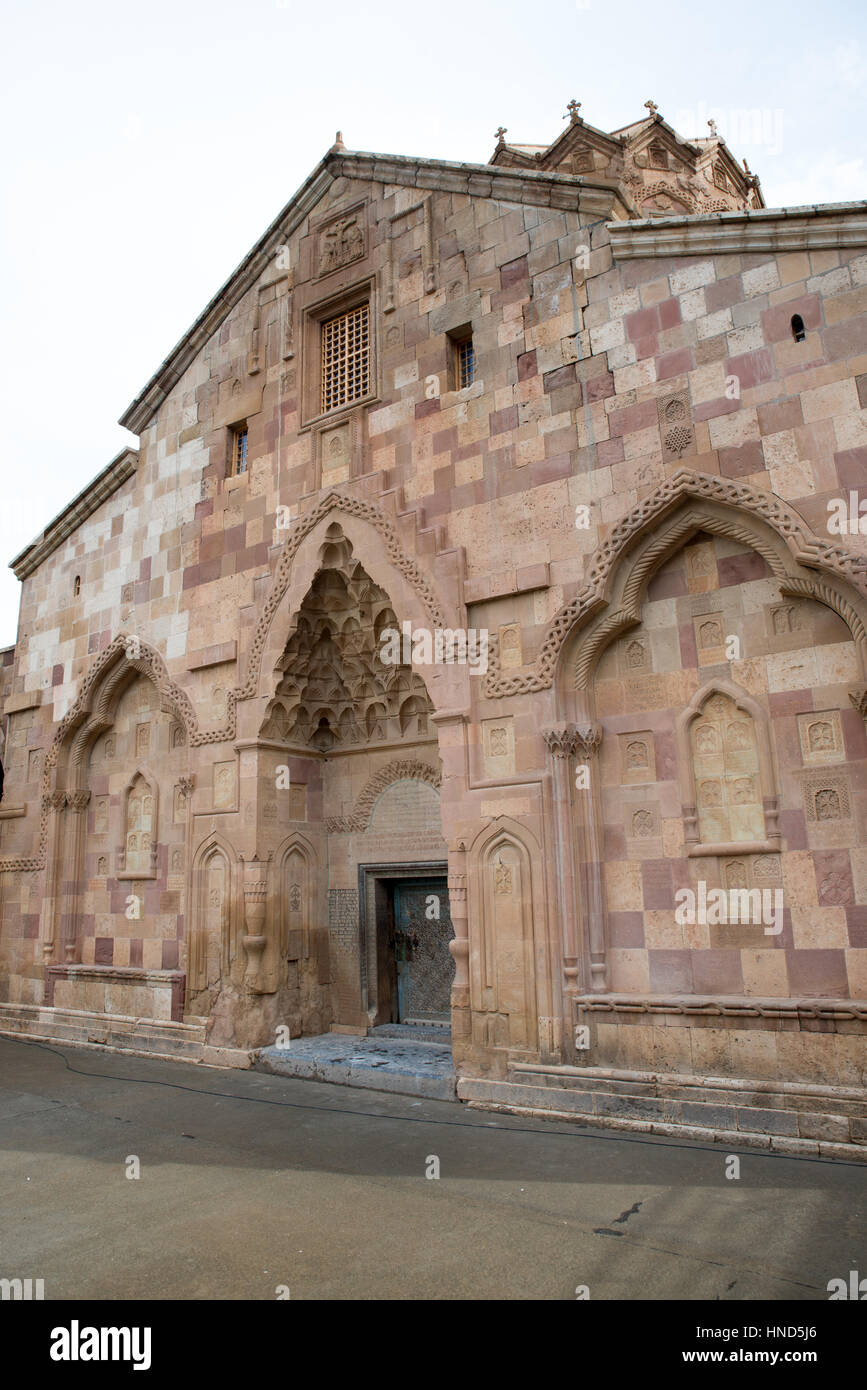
left=689, top=1027, right=732, bottom=1077
left=741, top=948, right=789, bottom=997
left=644, top=909, right=683, bottom=949
left=791, top=905, right=847, bottom=949
left=844, top=949, right=867, bottom=1000
left=608, top=948, right=650, bottom=992
left=782, top=850, right=819, bottom=909
left=708, top=406, right=759, bottom=450
left=801, top=377, right=859, bottom=424
left=604, top=859, right=643, bottom=911
left=670, top=261, right=716, bottom=295
left=729, top=1029, right=777, bottom=1081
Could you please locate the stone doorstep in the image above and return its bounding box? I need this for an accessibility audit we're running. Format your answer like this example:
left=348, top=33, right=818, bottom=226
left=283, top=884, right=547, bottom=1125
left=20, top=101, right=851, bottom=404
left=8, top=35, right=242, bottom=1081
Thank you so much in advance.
left=257, top=1049, right=456, bottom=1102
left=457, top=1077, right=867, bottom=1158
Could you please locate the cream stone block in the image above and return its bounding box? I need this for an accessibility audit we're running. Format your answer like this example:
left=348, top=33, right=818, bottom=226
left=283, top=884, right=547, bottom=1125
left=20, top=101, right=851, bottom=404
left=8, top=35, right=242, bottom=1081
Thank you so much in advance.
left=844, top=949, right=867, bottom=999
left=726, top=323, right=764, bottom=355
left=729, top=1030, right=777, bottom=1080
left=814, top=642, right=859, bottom=685
left=801, top=377, right=859, bottom=424
left=639, top=278, right=671, bottom=307
left=455, top=454, right=484, bottom=485
left=741, top=949, right=789, bottom=997
left=742, top=261, right=780, bottom=297
left=679, top=288, right=706, bottom=321
left=393, top=361, right=419, bottom=389
left=764, top=648, right=819, bottom=694
left=644, top=909, right=683, bottom=949
left=589, top=319, right=625, bottom=354
left=670, top=261, right=716, bottom=295
left=142, top=939, right=162, bottom=970
left=791, top=905, right=847, bottom=950
left=696, top=309, right=733, bottom=341
left=708, top=406, right=759, bottom=450
left=614, top=360, right=656, bottom=393
left=833, top=412, right=867, bottom=452
left=607, top=949, right=650, bottom=992
left=806, top=266, right=851, bottom=296
left=604, top=859, right=643, bottom=911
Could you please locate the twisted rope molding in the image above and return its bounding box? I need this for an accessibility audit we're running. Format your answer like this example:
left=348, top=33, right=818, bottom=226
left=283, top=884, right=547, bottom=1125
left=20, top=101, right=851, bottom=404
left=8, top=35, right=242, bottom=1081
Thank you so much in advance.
left=324, top=758, right=441, bottom=833
left=483, top=469, right=867, bottom=698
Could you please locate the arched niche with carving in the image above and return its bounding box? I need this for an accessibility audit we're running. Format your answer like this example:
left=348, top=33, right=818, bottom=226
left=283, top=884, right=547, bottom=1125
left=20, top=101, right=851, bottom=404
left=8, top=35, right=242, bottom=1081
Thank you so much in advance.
left=275, top=832, right=318, bottom=964
left=468, top=817, right=545, bottom=1057
left=676, top=680, right=781, bottom=857
left=187, top=834, right=239, bottom=1009
left=117, top=766, right=159, bottom=879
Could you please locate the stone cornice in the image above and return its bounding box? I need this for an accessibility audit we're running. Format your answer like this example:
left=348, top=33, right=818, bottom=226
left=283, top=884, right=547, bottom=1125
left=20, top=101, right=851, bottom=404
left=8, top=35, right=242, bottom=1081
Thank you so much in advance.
left=607, top=201, right=867, bottom=258
left=10, top=448, right=138, bottom=580
left=119, top=148, right=635, bottom=436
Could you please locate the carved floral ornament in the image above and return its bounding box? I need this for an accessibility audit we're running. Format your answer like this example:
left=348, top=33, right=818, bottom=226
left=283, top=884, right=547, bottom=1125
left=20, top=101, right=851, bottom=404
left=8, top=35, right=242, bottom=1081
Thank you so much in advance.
left=483, top=470, right=867, bottom=700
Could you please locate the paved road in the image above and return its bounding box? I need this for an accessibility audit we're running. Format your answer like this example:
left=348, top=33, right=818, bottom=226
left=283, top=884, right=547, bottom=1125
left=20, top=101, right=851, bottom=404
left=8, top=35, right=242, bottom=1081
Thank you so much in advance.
left=0, top=1036, right=864, bottom=1301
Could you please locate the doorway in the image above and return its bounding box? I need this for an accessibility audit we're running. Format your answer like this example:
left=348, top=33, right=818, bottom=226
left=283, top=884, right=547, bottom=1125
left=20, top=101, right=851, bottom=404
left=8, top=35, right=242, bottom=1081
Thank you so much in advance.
left=359, top=863, right=454, bottom=1027
left=392, top=878, right=454, bottom=1024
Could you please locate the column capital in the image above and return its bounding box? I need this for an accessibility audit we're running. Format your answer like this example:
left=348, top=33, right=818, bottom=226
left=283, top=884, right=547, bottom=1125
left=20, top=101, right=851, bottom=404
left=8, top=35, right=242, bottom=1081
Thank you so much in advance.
left=543, top=722, right=602, bottom=759
left=542, top=723, right=581, bottom=759
left=66, top=789, right=92, bottom=813
left=850, top=687, right=867, bottom=722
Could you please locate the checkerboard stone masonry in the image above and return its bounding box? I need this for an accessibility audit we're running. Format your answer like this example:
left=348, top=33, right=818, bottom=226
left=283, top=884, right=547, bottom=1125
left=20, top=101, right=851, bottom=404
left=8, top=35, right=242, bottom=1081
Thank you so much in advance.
left=1, top=107, right=867, bottom=1145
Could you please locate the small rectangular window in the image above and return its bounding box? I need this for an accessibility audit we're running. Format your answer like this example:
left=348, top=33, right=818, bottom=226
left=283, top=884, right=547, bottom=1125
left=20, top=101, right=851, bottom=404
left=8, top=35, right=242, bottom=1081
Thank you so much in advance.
left=230, top=425, right=248, bottom=476
left=321, top=303, right=370, bottom=413
left=456, top=335, right=474, bottom=390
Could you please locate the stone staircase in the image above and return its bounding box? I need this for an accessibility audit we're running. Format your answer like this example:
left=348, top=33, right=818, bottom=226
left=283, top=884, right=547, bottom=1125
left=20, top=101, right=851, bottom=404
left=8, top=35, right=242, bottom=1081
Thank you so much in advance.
left=0, top=1001, right=251, bottom=1069
left=457, top=1062, right=867, bottom=1161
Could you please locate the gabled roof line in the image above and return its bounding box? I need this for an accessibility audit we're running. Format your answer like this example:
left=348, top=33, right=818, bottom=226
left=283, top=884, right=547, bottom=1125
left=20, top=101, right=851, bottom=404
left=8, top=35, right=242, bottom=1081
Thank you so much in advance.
left=119, top=147, right=633, bottom=436
left=10, top=448, right=139, bottom=580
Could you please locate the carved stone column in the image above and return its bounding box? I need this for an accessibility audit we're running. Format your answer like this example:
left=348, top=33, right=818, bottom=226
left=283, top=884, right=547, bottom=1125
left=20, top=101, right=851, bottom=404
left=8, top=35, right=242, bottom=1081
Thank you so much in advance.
left=63, top=789, right=91, bottom=964
left=447, top=851, right=470, bottom=1047
left=39, top=791, right=68, bottom=967
left=573, top=723, right=608, bottom=991
left=241, top=852, right=271, bottom=992
left=850, top=688, right=867, bottom=726
left=542, top=725, right=582, bottom=1019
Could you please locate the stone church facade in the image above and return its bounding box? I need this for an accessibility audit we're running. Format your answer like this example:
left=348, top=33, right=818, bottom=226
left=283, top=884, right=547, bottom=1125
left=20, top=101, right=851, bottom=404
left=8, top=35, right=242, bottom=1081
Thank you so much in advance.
left=2, top=103, right=867, bottom=1154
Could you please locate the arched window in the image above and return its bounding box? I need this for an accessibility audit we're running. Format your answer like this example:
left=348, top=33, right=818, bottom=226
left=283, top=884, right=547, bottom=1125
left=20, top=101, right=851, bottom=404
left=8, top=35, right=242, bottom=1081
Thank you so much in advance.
left=791, top=314, right=806, bottom=342
left=73, top=575, right=81, bottom=597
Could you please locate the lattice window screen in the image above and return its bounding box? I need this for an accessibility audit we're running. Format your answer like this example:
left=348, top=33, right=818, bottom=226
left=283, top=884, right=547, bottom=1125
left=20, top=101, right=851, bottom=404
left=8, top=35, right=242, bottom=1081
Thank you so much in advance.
left=321, top=304, right=370, bottom=412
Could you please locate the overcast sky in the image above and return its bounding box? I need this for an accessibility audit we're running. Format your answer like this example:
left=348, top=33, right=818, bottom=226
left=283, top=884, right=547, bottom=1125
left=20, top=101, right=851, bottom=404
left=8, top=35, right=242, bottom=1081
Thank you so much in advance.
left=1, top=0, right=864, bottom=649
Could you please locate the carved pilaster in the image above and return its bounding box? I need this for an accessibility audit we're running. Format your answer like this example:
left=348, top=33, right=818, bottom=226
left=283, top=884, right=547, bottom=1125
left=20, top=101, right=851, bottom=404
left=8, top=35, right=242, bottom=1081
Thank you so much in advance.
left=282, top=271, right=295, bottom=360
left=241, top=853, right=271, bottom=992
left=571, top=721, right=609, bottom=993
left=39, top=791, right=68, bottom=967
left=543, top=724, right=583, bottom=1050
left=63, top=789, right=91, bottom=964
left=447, top=860, right=470, bottom=1041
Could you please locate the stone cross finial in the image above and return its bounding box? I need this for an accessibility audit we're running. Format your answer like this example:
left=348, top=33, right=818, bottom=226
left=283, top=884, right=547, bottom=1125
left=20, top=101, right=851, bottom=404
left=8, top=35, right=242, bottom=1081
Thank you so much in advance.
left=495, top=126, right=507, bottom=145
left=332, top=130, right=346, bottom=151
left=644, top=99, right=658, bottom=116
left=564, top=99, right=581, bottom=123
left=743, top=157, right=752, bottom=174
left=707, top=118, right=718, bottom=137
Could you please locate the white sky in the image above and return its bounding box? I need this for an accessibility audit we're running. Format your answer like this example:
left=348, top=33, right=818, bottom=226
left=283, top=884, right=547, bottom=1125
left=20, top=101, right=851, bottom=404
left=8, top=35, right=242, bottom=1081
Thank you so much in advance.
left=0, top=0, right=864, bottom=650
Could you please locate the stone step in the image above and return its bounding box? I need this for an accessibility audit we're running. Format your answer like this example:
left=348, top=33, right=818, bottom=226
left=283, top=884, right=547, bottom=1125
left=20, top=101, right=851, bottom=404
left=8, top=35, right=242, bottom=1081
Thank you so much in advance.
left=457, top=1075, right=867, bottom=1160
left=0, top=1001, right=211, bottom=1063
left=511, top=1063, right=867, bottom=1118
